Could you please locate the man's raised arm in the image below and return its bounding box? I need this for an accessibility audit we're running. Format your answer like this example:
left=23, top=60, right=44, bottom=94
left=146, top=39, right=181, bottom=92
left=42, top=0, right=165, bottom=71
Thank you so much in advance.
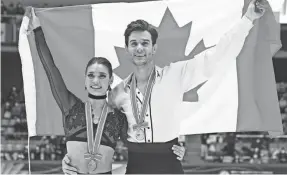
left=179, top=0, right=268, bottom=92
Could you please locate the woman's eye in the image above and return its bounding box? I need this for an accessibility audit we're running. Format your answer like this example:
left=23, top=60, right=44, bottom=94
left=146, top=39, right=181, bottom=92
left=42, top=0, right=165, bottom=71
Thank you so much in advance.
left=88, top=74, right=94, bottom=78
left=131, top=42, right=137, bottom=47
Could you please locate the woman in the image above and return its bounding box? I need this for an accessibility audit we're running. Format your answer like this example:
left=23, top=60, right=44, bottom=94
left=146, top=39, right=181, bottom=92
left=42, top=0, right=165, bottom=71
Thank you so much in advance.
left=28, top=9, right=185, bottom=174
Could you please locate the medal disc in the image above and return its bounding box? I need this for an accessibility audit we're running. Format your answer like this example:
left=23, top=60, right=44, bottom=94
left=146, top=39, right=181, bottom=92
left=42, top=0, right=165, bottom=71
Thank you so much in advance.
left=87, top=159, right=97, bottom=172
left=135, top=129, right=145, bottom=141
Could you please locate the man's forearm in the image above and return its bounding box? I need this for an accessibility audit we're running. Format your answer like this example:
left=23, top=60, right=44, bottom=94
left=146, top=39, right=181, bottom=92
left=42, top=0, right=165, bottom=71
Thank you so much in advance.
left=203, top=15, right=254, bottom=77
left=217, top=15, right=254, bottom=58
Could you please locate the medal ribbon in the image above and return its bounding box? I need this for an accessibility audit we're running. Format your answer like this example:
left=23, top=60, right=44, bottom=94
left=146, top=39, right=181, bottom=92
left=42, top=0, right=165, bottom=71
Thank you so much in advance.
left=130, top=67, right=156, bottom=130
left=84, top=102, right=108, bottom=162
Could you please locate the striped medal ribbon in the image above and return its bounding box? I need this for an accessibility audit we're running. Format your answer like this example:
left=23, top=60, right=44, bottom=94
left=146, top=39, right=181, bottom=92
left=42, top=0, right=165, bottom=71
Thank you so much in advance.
left=130, top=68, right=156, bottom=141
left=84, top=101, right=108, bottom=173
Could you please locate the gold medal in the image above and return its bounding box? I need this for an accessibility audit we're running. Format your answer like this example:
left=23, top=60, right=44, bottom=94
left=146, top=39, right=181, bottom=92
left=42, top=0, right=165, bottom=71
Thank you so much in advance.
left=130, top=68, right=156, bottom=141
left=84, top=152, right=102, bottom=173
left=135, top=129, right=145, bottom=141
left=84, top=102, right=108, bottom=173
left=87, top=159, right=97, bottom=173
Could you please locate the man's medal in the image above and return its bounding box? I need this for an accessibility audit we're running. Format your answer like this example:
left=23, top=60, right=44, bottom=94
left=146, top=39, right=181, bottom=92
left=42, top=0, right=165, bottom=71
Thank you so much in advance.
left=130, top=68, right=156, bottom=141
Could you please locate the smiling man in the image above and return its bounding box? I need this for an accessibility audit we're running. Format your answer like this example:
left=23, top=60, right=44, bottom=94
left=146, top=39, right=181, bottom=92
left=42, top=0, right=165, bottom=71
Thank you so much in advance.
left=109, top=0, right=268, bottom=174
left=62, top=0, right=268, bottom=174
left=105, top=1, right=267, bottom=174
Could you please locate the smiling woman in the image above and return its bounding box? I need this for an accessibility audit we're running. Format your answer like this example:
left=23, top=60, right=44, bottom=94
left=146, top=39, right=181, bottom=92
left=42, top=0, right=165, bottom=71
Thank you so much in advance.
left=85, top=57, right=114, bottom=97
left=27, top=9, right=129, bottom=174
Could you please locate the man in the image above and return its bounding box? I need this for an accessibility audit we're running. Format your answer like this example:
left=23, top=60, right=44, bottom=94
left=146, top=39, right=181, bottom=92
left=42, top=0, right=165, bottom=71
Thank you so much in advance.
left=63, top=0, right=267, bottom=174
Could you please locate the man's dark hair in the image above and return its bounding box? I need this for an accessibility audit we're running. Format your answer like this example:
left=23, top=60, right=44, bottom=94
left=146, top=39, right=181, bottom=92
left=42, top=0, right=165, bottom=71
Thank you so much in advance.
left=124, top=19, right=158, bottom=46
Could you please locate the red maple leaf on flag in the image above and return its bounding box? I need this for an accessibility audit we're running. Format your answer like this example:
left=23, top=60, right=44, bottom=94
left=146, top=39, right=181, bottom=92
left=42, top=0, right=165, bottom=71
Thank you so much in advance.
left=114, top=8, right=214, bottom=102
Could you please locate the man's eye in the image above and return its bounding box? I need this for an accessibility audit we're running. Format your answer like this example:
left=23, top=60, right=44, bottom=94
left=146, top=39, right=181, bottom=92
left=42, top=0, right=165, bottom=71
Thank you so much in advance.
left=142, top=42, right=149, bottom=46
left=99, top=75, right=106, bottom=79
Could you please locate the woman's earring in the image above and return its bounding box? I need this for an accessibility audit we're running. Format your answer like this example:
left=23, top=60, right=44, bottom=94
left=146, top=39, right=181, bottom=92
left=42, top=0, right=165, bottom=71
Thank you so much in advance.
left=108, top=86, right=111, bottom=91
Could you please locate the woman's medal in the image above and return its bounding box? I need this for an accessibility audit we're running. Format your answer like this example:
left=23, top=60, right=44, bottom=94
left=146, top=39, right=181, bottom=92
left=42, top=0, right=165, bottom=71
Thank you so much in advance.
left=84, top=101, right=108, bottom=173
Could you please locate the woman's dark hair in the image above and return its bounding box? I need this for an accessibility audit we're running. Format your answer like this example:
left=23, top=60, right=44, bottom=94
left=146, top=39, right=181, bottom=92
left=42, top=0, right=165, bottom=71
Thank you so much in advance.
left=85, top=57, right=113, bottom=78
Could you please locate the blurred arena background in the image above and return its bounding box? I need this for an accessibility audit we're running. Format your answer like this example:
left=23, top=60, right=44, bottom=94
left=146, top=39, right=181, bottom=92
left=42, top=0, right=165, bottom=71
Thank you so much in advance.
left=1, top=0, right=287, bottom=174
